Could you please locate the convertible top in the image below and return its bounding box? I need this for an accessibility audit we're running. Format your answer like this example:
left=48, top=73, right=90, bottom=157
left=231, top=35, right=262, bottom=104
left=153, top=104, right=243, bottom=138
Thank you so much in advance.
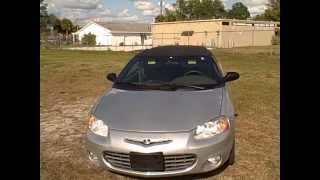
left=137, top=45, right=212, bottom=57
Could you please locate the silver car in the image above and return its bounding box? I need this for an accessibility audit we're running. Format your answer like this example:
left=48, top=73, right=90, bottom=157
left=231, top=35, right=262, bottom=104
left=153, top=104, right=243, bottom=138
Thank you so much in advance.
left=86, top=46, right=239, bottom=178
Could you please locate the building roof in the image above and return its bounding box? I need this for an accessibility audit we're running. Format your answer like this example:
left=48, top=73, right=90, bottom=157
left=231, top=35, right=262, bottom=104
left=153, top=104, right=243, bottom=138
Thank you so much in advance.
left=137, top=45, right=212, bottom=57
left=152, top=18, right=280, bottom=25
left=95, top=22, right=151, bottom=33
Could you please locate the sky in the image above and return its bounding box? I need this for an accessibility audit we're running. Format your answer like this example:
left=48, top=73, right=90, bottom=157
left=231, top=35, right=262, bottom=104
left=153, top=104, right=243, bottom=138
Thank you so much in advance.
left=46, top=0, right=268, bottom=24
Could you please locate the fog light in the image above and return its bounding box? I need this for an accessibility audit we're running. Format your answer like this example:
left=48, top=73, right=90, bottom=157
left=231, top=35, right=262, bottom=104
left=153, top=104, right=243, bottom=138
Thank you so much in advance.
left=88, top=151, right=98, bottom=161
left=208, top=155, right=221, bottom=166
left=202, top=154, right=223, bottom=172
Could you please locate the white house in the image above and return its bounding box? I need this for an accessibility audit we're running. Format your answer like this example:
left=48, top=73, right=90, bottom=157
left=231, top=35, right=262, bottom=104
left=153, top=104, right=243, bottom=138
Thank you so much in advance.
left=72, top=21, right=152, bottom=46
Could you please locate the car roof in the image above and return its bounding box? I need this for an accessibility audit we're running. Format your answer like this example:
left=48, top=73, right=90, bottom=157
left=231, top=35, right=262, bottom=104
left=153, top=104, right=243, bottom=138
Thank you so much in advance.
left=137, top=45, right=212, bottom=57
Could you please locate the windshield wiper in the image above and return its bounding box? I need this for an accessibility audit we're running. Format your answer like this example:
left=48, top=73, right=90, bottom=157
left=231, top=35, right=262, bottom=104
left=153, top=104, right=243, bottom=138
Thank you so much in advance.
left=155, top=83, right=206, bottom=90
left=115, top=82, right=222, bottom=90
left=172, top=84, right=206, bottom=90
left=115, top=82, right=166, bottom=90
left=115, top=82, right=142, bottom=86
left=163, top=82, right=226, bottom=90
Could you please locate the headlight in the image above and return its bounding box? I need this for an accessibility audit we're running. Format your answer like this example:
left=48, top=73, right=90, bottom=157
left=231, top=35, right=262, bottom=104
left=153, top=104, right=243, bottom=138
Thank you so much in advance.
left=88, top=115, right=109, bottom=137
left=194, top=116, right=230, bottom=140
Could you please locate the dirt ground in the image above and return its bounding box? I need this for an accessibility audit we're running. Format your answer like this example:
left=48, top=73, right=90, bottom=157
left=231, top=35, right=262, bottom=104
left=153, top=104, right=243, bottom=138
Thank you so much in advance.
left=40, top=46, right=279, bottom=180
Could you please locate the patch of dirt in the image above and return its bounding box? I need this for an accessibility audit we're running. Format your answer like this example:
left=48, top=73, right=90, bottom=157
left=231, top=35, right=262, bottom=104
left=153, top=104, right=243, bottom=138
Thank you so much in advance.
left=41, top=97, right=114, bottom=179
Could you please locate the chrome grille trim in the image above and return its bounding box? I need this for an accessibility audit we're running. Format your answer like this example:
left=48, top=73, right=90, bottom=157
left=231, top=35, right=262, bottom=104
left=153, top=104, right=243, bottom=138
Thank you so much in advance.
left=164, top=154, right=196, bottom=171
left=104, top=155, right=130, bottom=162
left=103, top=151, right=196, bottom=172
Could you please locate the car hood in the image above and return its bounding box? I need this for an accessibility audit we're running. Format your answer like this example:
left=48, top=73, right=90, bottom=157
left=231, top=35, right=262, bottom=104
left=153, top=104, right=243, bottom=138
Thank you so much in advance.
left=93, top=88, right=224, bottom=132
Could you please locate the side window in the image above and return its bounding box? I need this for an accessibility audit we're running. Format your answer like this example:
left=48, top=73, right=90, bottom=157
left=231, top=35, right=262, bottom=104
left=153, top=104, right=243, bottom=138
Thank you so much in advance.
left=211, top=55, right=224, bottom=77
left=122, top=60, right=144, bottom=82
left=217, top=62, right=224, bottom=75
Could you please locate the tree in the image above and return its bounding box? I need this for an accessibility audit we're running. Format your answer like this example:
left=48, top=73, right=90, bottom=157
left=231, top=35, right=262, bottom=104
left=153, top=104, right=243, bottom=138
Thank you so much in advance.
left=228, top=2, right=250, bottom=20
left=40, top=0, right=47, bottom=17
left=47, top=14, right=57, bottom=26
left=189, top=0, right=202, bottom=20
left=60, top=18, right=74, bottom=36
left=264, top=0, right=280, bottom=21
left=54, top=18, right=62, bottom=32
left=155, top=9, right=179, bottom=22
left=212, top=0, right=227, bottom=18
left=72, top=25, right=80, bottom=32
left=155, top=14, right=165, bottom=22
left=176, top=0, right=188, bottom=19
left=81, top=33, right=96, bottom=46
left=40, top=0, right=48, bottom=32
left=156, top=0, right=227, bottom=22
left=252, top=0, right=280, bottom=21
left=253, top=14, right=266, bottom=21
left=164, top=9, right=178, bottom=22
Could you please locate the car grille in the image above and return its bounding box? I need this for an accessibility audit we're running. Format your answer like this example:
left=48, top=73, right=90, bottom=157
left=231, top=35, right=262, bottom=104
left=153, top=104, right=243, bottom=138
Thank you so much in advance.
left=103, top=151, right=197, bottom=172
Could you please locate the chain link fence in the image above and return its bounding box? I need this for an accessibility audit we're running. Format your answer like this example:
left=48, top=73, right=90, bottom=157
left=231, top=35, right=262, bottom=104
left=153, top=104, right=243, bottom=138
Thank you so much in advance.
left=152, top=28, right=279, bottom=48
left=40, top=31, right=75, bottom=49
left=40, top=28, right=279, bottom=51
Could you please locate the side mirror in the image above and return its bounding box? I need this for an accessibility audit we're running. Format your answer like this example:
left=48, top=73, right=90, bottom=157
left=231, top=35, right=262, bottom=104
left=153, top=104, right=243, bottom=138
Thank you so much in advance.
left=224, top=72, right=240, bottom=82
left=106, top=73, right=117, bottom=82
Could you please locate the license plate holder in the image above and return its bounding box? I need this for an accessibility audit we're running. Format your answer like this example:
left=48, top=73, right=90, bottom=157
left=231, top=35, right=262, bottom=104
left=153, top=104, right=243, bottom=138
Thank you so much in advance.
left=129, top=152, right=164, bottom=172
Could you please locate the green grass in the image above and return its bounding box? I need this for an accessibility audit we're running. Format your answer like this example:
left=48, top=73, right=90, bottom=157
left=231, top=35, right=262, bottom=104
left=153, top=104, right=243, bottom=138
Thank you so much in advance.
left=40, top=50, right=136, bottom=108
left=40, top=46, right=279, bottom=179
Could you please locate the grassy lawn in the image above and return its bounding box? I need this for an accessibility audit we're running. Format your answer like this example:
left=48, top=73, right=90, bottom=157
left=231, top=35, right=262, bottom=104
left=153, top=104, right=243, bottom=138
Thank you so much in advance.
left=40, top=46, right=279, bottom=180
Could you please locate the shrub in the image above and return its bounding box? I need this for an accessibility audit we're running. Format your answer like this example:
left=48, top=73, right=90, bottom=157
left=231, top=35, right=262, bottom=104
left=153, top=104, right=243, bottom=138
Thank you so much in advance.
left=81, top=33, right=96, bottom=46
left=271, top=35, right=280, bottom=45
left=272, top=28, right=280, bottom=45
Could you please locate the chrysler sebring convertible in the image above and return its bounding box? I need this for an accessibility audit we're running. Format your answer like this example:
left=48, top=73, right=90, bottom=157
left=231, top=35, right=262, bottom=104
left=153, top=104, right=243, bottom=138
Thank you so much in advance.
left=86, top=46, right=240, bottom=177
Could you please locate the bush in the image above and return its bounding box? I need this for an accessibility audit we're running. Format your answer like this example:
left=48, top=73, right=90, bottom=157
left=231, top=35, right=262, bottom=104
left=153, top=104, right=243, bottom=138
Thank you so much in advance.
left=81, top=33, right=96, bottom=46
left=272, top=28, right=280, bottom=45
left=271, top=35, right=280, bottom=45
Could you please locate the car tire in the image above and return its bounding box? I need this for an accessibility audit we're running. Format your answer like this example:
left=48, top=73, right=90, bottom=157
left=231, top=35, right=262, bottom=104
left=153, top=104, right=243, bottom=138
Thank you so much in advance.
left=228, top=140, right=235, bottom=165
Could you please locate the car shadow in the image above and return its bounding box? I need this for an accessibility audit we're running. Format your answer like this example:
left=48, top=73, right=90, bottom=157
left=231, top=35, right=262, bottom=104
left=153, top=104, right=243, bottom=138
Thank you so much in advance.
left=111, top=162, right=230, bottom=180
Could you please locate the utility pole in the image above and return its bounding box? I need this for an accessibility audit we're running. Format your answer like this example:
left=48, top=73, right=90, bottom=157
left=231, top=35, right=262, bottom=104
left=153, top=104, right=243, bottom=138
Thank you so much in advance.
left=160, top=0, right=163, bottom=16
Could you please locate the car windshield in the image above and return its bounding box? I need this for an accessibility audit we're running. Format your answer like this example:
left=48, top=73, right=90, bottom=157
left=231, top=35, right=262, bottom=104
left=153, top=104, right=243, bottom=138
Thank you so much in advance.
left=115, top=56, right=224, bottom=90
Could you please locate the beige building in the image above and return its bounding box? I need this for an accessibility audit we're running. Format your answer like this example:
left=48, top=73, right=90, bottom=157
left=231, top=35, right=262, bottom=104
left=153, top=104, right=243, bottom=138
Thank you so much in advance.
left=151, top=19, right=280, bottom=48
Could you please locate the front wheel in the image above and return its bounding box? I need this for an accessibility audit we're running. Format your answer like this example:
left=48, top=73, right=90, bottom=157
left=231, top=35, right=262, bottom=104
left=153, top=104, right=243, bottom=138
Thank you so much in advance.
left=228, top=140, right=235, bottom=165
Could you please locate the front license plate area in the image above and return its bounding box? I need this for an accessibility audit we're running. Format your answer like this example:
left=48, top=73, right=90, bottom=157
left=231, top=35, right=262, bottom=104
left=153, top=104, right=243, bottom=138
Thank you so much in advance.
left=129, top=152, right=164, bottom=172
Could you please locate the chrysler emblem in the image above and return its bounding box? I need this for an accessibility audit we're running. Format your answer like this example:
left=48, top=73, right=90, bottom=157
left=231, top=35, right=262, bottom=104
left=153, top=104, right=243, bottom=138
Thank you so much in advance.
left=125, top=138, right=172, bottom=146
left=143, top=139, right=151, bottom=145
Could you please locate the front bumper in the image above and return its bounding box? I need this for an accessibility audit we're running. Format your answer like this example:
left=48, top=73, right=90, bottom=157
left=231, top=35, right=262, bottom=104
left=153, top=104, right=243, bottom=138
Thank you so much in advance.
left=86, top=129, right=234, bottom=178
